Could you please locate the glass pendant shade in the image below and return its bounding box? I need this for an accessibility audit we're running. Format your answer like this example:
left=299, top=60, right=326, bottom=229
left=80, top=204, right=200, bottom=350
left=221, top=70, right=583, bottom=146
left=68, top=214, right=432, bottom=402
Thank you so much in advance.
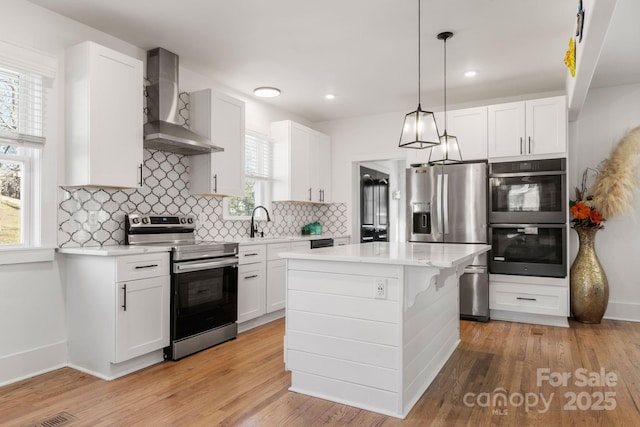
left=399, top=105, right=440, bottom=148
left=429, top=131, right=463, bottom=164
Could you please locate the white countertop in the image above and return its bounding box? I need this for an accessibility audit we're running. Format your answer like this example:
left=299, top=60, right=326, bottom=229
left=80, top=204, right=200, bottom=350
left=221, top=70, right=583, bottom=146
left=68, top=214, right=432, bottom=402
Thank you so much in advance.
left=229, top=234, right=349, bottom=245
left=56, top=234, right=351, bottom=256
left=280, top=242, right=491, bottom=268
left=57, top=245, right=172, bottom=256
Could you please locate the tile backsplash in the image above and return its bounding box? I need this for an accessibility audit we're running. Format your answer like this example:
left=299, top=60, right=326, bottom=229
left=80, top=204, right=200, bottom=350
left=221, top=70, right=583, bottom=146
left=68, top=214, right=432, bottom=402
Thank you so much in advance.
left=58, top=149, right=347, bottom=247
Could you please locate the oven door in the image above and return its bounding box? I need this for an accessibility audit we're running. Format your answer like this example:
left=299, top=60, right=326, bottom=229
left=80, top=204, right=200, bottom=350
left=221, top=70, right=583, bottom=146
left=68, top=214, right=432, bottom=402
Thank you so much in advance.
left=172, top=258, right=238, bottom=341
left=489, top=171, right=566, bottom=223
left=489, top=224, right=567, bottom=278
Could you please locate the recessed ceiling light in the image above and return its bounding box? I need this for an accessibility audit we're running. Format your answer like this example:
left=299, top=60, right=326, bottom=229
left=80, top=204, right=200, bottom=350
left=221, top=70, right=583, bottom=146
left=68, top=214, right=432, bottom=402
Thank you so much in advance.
left=325, top=94, right=335, bottom=100
left=464, top=70, right=477, bottom=78
left=253, top=87, right=281, bottom=98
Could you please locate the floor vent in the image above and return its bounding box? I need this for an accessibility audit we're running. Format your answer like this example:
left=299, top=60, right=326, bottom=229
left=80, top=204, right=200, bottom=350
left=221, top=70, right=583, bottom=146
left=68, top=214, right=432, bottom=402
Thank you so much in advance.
left=532, top=330, right=544, bottom=336
left=31, top=412, right=78, bottom=427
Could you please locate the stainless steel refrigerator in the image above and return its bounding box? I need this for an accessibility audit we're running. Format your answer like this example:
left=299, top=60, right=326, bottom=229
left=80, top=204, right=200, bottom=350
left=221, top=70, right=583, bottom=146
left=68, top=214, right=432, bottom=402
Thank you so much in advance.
left=406, top=161, right=489, bottom=321
left=360, top=166, right=389, bottom=243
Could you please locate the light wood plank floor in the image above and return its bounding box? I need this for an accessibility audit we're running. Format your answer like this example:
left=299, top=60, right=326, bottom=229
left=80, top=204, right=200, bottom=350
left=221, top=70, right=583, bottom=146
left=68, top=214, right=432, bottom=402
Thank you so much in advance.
left=3, top=318, right=640, bottom=426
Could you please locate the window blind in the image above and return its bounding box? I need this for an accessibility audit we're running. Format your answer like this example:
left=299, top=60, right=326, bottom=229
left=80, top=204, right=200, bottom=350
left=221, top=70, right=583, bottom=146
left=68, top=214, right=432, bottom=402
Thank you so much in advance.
left=245, top=131, right=272, bottom=180
left=0, top=41, right=55, bottom=147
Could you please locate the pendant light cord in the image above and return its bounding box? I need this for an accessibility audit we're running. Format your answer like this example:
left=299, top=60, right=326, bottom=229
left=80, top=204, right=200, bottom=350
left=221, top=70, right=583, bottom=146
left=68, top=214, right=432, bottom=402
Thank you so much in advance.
left=443, top=35, right=447, bottom=133
left=418, top=0, right=421, bottom=107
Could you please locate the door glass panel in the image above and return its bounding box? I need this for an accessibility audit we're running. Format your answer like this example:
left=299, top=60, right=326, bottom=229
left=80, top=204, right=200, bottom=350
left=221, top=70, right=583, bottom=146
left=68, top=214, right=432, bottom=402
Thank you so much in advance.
left=491, top=227, right=563, bottom=264
left=491, top=175, right=563, bottom=213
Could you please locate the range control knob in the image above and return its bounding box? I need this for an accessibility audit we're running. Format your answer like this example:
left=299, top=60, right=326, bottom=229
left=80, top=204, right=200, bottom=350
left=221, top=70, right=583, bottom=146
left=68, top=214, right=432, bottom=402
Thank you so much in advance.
left=131, top=218, right=140, bottom=224
left=180, top=217, right=187, bottom=224
left=187, top=217, right=194, bottom=224
left=141, top=217, right=149, bottom=224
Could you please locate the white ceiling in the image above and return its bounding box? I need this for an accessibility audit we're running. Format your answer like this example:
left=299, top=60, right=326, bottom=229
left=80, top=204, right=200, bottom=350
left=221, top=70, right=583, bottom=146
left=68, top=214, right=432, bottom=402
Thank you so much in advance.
left=24, top=0, right=636, bottom=123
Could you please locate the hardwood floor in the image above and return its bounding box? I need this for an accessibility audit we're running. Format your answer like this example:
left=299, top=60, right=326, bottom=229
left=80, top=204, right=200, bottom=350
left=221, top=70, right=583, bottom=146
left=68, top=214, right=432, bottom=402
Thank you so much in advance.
left=3, top=318, right=640, bottom=426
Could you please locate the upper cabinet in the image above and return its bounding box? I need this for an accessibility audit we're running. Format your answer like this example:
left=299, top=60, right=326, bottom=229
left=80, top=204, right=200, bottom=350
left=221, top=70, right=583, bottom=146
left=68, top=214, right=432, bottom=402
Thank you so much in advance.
left=188, top=89, right=245, bottom=197
left=65, top=41, right=144, bottom=188
left=448, top=106, right=488, bottom=160
left=271, top=120, right=331, bottom=203
left=488, top=96, right=566, bottom=159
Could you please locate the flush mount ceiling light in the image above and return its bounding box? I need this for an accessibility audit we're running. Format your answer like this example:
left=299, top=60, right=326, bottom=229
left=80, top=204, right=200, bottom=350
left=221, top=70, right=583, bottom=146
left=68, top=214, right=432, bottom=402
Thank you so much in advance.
left=464, top=70, right=477, bottom=78
left=253, top=87, right=281, bottom=98
left=325, top=94, right=336, bottom=100
left=429, top=31, right=463, bottom=165
left=399, top=0, right=440, bottom=150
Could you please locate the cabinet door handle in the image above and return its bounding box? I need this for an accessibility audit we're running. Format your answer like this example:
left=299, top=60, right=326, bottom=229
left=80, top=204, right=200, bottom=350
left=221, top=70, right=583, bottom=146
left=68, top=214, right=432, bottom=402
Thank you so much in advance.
left=138, top=164, right=143, bottom=187
left=122, top=284, right=127, bottom=311
left=134, top=264, right=158, bottom=269
left=244, top=274, right=258, bottom=279
left=309, top=188, right=312, bottom=201
left=213, top=174, right=218, bottom=193
left=519, top=137, right=523, bottom=155
left=516, top=297, right=537, bottom=301
left=528, top=136, right=532, bottom=154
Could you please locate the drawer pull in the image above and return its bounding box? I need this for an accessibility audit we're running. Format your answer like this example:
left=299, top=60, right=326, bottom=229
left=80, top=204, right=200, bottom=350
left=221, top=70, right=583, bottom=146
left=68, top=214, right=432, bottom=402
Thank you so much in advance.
left=244, top=274, right=258, bottom=279
left=244, top=253, right=259, bottom=257
left=135, top=264, right=159, bottom=269
left=516, top=297, right=537, bottom=301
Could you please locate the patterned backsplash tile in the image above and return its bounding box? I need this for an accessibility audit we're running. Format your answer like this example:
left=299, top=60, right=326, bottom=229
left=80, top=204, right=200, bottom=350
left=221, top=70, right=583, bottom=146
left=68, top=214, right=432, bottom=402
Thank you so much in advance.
left=58, top=149, right=347, bottom=247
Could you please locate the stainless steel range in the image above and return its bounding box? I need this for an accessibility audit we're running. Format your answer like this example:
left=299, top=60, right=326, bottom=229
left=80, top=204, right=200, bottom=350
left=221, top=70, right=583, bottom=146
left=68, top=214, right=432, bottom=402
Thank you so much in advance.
left=125, top=213, right=239, bottom=360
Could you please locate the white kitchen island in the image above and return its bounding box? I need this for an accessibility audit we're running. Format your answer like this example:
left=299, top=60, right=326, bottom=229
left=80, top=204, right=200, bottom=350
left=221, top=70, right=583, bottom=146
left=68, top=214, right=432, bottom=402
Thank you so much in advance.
left=279, top=242, right=490, bottom=419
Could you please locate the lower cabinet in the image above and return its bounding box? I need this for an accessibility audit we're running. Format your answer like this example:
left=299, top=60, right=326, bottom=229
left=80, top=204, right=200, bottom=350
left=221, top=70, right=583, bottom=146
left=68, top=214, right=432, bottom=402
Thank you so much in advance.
left=266, top=259, right=287, bottom=312
left=237, top=244, right=267, bottom=323
left=115, top=275, right=170, bottom=363
left=489, top=274, right=569, bottom=327
left=65, top=251, right=170, bottom=379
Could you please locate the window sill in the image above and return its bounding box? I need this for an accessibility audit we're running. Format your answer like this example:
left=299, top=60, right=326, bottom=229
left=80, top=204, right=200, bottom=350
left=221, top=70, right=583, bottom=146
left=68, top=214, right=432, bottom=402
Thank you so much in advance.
left=0, top=246, right=56, bottom=265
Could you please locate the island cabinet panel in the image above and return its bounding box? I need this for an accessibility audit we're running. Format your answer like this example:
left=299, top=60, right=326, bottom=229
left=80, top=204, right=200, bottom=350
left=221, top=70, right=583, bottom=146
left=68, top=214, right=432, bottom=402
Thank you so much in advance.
left=287, top=310, right=398, bottom=346
left=288, top=350, right=397, bottom=391
left=286, top=330, right=398, bottom=369
left=403, top=284, right=459, bottom=410
left=291, top=371, right=399, bottom=416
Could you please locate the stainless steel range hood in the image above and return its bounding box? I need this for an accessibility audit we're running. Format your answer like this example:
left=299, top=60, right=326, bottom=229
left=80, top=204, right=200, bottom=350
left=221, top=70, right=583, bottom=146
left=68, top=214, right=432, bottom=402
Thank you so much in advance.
left=144, top=48, right=223, bottom=155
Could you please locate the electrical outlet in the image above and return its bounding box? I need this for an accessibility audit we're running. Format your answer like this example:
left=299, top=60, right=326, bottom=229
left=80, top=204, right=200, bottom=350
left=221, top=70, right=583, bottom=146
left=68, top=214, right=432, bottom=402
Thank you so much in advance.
left=375, top=279, right=387, bottom=299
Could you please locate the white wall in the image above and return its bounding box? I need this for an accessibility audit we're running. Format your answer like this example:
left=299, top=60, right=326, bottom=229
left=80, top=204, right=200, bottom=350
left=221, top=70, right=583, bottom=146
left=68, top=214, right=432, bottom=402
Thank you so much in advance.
left=571, top=82, right=640, bottom=321
left=0, top=0, right=314, bottom=386
left=316, top=112, right=408, bottom=239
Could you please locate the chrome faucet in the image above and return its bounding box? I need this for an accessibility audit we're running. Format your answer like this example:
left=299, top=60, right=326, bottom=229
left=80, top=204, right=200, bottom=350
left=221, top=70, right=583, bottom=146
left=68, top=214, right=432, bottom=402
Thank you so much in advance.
left=250, top=205, right=271, bottom=238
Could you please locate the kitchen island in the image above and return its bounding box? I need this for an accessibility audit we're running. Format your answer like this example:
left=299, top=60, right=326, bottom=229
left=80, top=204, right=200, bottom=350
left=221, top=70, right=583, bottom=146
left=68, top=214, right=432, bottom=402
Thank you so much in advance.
left=279, top=242, right=490, bottom=419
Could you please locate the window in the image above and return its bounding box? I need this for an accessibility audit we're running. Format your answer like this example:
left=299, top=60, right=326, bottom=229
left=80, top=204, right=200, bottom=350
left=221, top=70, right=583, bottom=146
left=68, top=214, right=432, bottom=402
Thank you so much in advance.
left=224, top=131, right=272, bottom=219
left=0, top=42, right=52, bottom=248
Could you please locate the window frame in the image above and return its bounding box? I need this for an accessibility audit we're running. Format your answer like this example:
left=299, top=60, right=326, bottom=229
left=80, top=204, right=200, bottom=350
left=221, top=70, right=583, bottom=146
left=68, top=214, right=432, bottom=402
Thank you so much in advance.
left=223, top=130, right=273, bottom=221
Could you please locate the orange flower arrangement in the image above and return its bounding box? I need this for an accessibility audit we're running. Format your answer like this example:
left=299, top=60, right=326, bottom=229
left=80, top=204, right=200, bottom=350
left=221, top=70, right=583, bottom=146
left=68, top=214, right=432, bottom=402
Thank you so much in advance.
left=569, top=200, right=604, bottom=229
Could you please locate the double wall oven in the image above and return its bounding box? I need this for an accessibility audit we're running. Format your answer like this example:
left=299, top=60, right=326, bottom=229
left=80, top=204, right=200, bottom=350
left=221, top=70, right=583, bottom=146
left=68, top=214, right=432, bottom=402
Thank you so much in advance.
left=488, top=158, right=567, bottom=278
left=126, top=214, right=239, bottom=360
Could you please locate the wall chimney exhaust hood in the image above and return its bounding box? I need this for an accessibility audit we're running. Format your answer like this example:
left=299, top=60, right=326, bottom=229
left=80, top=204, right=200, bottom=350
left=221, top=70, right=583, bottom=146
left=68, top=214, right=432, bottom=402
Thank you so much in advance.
left=144, top=48, right=223, bottom=155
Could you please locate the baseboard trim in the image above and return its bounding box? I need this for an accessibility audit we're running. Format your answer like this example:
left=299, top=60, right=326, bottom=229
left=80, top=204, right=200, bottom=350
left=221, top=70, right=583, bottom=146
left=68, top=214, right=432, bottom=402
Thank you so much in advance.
left=0, top=341, right=67, bottom=387
left=604, top=301, right=640, bottom=322
left=238, top=310, right=285, bottom=333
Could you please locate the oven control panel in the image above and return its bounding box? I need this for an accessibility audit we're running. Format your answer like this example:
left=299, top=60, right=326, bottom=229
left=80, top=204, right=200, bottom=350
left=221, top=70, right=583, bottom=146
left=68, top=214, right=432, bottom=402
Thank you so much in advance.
left=126, top=214, right=195, bottom=229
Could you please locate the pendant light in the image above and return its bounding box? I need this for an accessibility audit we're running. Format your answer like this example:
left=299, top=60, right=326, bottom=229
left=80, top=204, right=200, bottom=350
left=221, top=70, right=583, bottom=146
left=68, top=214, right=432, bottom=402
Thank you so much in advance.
left=399, top=0, right=440, bottom=149
left=429, top=31, right=463, bottom=164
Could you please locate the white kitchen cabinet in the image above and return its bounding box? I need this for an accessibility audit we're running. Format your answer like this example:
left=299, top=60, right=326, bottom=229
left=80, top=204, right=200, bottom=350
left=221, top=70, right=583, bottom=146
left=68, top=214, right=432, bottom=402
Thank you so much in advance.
left=272, top=120, right=331, bottom=203
left=489, top=274, right=569, bottom=328
left=188, top=89, right=245, bottom=197
left=488, top=96, right=566, bottom=159
left=448, top=107, right=488, bottom=160
left=65, top=251, right=170, bottom=380
left=333, top=237, right=350, bottom=246
left=265, top=241, right=311, bottom=313
left=237, top=244, right=266, bottom=323
left=65, top=41, right=144, bottom=188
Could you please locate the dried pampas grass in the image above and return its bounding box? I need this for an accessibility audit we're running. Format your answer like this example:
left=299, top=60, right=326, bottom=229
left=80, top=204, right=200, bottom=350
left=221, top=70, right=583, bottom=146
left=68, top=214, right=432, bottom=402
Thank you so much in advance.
left=589, top=126, right=640, bottom=218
